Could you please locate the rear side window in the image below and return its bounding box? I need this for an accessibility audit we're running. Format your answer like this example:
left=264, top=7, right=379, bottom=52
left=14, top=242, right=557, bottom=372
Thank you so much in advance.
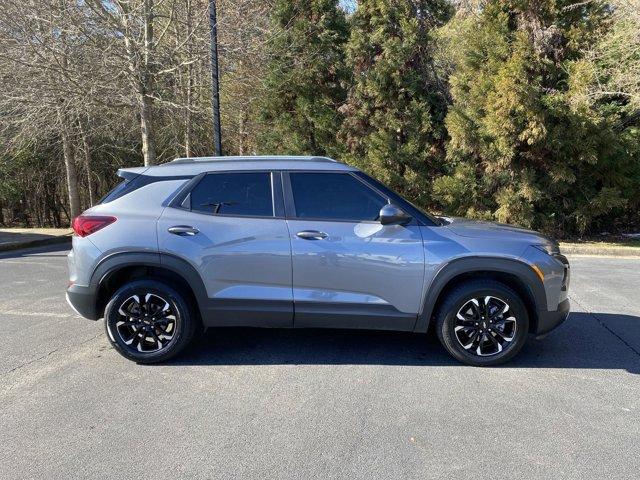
left=190, top=172, right=273, bottom=217
left=289, top=172, right=387, bottom=221
left=99, top=173, right=193, bottom=204
left=99, top=177, right=145, bottom=204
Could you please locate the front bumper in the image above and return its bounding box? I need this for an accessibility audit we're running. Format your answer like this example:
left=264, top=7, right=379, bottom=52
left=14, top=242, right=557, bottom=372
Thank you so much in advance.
left=66, top=284, right=100, bottom=320
left=535, top=298, right=570, bottom=336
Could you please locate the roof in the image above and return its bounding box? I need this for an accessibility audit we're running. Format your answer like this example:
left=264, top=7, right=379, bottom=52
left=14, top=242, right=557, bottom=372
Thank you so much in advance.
left=169, top=155, right=338, bottom=164
left=118, top=155, right=357, bottom=178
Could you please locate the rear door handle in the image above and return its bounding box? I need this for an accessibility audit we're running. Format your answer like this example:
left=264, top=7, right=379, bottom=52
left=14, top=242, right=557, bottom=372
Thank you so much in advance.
left=296, top=230, right=328, bottom=240
left=168, top=225, right=199, bottom=236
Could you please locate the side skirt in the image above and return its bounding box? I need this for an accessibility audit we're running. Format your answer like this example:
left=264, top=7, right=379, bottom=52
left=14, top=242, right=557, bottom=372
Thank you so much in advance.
left=200, top=300, right=416, bottom=332
left=201, top=299, right=293, bottom=328
left=294, top=302, right=416, bottom=331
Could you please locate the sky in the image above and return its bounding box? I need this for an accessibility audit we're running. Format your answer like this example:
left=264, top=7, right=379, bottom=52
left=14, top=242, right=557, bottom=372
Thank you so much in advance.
left=339, top=0, right=357, bottom=13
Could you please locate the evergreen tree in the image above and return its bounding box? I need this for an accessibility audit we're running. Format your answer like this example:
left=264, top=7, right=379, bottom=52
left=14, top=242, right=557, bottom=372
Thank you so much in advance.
left=434, top=0, right=640, bottom=235
left=256, top=0, right=349, bottom=157
left=339, top=0, right=453, bottom=206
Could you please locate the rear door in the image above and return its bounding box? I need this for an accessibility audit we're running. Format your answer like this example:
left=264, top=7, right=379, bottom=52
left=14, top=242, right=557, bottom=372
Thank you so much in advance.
left=284, top=171, right=425, bottom=331
left=158, top=170, right=293, bottom=327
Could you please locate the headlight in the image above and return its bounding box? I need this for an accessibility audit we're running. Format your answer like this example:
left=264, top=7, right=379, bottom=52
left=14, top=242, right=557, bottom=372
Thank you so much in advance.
left=533, top=243, right=561, bottom=256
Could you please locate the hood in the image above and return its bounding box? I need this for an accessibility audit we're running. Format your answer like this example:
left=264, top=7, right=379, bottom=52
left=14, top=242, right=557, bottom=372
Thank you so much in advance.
left=442, top=217, right=556, bottom=244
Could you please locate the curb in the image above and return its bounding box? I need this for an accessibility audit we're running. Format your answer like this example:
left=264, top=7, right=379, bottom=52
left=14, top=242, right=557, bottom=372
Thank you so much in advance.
left=0, top=234, right=72, bottom=253
left=561, top=243, right=640, bottom=258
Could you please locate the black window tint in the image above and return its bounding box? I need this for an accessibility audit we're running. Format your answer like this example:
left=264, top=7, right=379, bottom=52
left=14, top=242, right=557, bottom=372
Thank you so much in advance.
left=190, top=172, right=273, bottom=217
left=354, top=172, right=438, bottom=226
left=290, top=173, right=387, bottom=221
left=100, top=174, right=194, bottom=205
left=99, top=180, right=129, bottom=204
left=100, top=175, right=156, bottom=204
left=99, top=174, right=152, bottom=204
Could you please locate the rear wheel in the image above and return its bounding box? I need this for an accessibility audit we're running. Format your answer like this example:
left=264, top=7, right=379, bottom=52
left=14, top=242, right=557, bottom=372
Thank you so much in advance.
left=435, top=280, right=529, bottom=366
left=104, top=279, right=198, bottom=363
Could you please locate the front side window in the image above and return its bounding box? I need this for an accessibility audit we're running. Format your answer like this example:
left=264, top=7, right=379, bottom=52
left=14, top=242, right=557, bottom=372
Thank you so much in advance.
left=289, top=172, right=387, bottom=221
left=190, top=172, right=273, bottom=217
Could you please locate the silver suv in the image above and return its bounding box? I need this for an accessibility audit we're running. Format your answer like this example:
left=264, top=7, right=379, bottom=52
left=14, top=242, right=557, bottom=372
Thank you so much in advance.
left=66, top=156, right=570, bottom=366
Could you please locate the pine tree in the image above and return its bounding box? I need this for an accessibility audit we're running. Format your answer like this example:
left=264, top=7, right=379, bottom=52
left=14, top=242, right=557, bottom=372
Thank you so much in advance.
left=434, top=0, right=639, bottom=235
left=256, top=0, right=349, bottom=157
left=339, top=0, right=453, bottom=206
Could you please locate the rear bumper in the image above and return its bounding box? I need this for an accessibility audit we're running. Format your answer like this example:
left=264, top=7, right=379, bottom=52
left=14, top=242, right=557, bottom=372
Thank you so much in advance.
left=66, top=284, right=100, bottom=320
left=535, top=298, right=570, bottom=336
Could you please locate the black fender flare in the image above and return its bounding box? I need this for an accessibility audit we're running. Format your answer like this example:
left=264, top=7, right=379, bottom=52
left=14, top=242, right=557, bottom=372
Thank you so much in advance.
left=90, top=251, right=208, bottom=316
left=414, top=256, right=547, bottom=333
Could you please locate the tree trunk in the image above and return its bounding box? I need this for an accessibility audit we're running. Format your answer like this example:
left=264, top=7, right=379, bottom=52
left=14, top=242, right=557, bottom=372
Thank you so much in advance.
left=59, top=195, right=69, bottom=223
left=51, top=191, right=62, bottom=228
left=239, top=108, right=247, bottom=155
left=141, top=0, right=156, bottom=166
left=238, top=57, right=247, bottom=155
left=209, top=0, right=222, bottom=155
left=53, top=27, right=81, bottom=222
left=57, top=106, right=81, bottom=223
left=20, top=195, right=31, bottom=227
left=139, top=89, right=156, bottom=166
left=78, top=116, right=95, bottom=206
left=184, top=0, right=193, bottom=157
left=119, top=0, right=157, bottom=166
left=43, top=189, right=52, bottom=228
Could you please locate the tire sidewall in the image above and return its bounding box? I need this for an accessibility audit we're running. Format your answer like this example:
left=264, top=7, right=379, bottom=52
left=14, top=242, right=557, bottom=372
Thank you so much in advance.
left=438, top=283, right=529, bottom=366
left=104, top=280, right=191, bottom=363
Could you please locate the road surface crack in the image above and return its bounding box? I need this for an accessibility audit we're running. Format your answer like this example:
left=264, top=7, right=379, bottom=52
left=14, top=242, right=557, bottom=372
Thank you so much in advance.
left=0, top=332, right=104, bottom=377
left=571, top=296, right=640, bottom=359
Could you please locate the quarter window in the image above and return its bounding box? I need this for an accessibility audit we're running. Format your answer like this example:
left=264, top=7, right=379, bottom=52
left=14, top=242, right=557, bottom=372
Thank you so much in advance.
left=289, top=172, right=387, bottom=221
left=190, top=172, right=273, bottom=217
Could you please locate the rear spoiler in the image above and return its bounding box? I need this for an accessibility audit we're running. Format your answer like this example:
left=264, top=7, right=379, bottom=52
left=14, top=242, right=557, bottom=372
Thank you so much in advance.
left=116, top=167, right=148, bottom=181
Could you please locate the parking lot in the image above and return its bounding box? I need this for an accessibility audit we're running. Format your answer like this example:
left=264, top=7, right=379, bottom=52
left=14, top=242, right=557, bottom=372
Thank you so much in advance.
left=1, top=245, right=639, bottom=479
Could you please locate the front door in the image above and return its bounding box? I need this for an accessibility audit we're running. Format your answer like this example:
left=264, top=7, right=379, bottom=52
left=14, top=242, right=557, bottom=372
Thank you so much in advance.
left=158, top=171, right=293, bottom=327
left=284, top=171, right=425, bottom=331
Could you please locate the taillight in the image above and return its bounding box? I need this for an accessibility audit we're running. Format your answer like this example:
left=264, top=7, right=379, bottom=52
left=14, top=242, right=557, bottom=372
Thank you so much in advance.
left=72, top=215, right=117, bottom=237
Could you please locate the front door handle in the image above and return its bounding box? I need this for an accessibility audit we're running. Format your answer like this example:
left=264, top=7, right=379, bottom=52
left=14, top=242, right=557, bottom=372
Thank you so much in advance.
left=296, top=230, right=328, bottom=240
left=168, top=225, right=199, bottom=236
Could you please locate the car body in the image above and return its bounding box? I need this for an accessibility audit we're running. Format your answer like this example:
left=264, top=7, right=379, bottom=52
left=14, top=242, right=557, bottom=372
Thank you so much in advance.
left=66, top=156, right=570, bottom=365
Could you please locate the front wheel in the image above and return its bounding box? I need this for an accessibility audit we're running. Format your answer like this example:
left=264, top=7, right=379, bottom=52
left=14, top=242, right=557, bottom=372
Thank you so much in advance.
left=435, top=280, right=529, bottom=366
left=104, top=279, right=198, bottom=364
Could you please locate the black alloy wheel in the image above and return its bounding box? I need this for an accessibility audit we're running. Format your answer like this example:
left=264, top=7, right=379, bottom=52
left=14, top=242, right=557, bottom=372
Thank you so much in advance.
left=114, top=293, right=177, bottom=353
left=104, top=279, right=199, bottom=363
left=453, top=295, right=517, bottom=356
left=435, top=279, right=529, bottom=366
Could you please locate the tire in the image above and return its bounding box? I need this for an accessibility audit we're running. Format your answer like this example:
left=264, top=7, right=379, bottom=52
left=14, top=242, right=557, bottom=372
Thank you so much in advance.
left=104, top=279, right=199, bottom=364
left=435, top=279, right=529, bottom=366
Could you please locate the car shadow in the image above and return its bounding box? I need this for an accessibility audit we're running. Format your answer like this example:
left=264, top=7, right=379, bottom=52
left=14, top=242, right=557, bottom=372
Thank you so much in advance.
left=170, top=311, right=640, bottom=374
left=0, top=243, right=71, bottom=260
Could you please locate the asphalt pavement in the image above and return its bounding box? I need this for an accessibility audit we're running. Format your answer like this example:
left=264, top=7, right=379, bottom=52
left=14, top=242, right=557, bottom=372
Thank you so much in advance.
left=1, top=245, right=639, bottom=479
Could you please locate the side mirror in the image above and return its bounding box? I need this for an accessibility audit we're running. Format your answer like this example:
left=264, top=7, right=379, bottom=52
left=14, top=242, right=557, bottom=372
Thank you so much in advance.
left=379, top=203, right=412, bottom=225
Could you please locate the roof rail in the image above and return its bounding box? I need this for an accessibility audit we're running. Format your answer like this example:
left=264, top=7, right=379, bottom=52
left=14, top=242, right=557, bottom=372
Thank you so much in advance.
left=168, top=155, right=338, bottom=164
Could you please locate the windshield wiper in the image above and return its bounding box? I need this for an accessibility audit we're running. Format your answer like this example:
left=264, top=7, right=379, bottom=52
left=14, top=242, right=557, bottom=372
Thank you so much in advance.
left=199, top=201, right=237, bottom=214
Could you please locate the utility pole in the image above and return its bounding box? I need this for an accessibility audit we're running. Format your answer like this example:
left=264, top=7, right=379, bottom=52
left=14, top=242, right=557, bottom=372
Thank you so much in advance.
left=209, top=0, right=222, bottom=156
